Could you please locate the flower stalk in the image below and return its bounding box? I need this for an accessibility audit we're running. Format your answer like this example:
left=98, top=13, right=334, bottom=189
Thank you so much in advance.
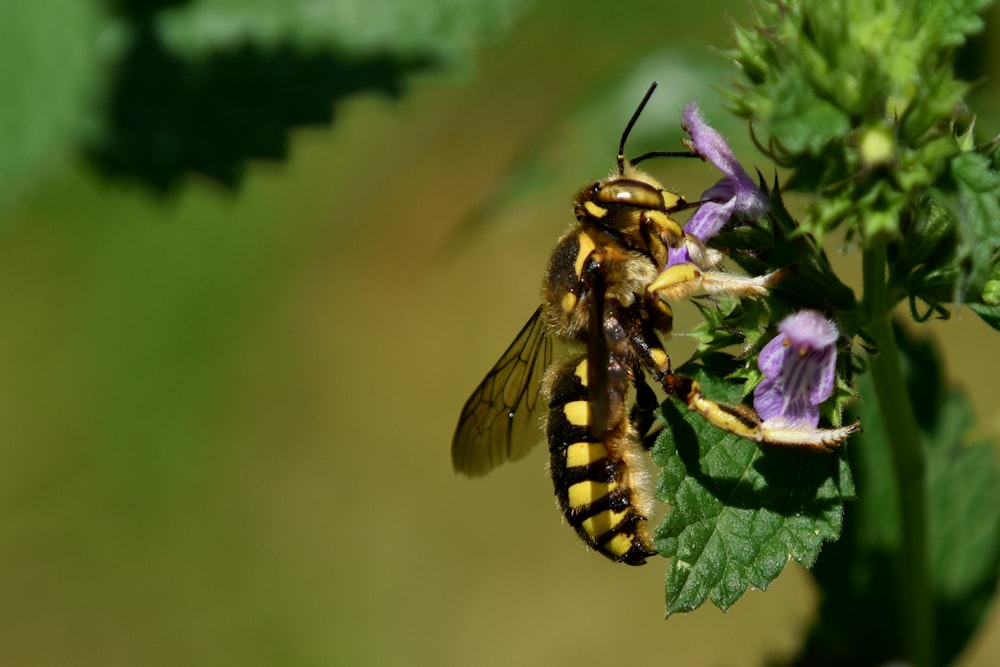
left=863, top=237, right=934, bottom=667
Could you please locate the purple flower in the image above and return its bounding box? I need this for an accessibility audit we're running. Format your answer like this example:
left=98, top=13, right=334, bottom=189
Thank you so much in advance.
left=667, top=103, right=769, bottom=266
left=753, top=310, right=840, bottom=428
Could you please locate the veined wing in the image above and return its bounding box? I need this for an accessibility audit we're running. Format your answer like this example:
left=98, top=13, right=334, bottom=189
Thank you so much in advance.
left=452, top=307, right=553, bottom=477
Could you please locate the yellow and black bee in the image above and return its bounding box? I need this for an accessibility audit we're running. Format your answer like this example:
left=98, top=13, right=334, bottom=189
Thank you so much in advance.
left=452, top=84, right=857, bottom=565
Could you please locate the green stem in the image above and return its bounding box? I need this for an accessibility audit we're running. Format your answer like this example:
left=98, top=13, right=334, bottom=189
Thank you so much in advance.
left=863, top=239, right=934, bottom=667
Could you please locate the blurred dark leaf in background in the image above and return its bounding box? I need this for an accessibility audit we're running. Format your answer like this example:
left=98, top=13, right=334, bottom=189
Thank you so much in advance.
left=86, top=15, right=435, bottom=192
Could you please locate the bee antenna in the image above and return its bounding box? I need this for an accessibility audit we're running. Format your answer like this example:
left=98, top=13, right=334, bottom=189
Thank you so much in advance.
left=617, top=82, right=658, bottom=174
left=631, top=150, right=701, bottom=166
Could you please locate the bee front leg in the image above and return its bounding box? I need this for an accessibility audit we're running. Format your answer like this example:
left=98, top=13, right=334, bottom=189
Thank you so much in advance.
left=637, top=209, right=684, bottom=268
left=647, top=261, right=783, bottom=303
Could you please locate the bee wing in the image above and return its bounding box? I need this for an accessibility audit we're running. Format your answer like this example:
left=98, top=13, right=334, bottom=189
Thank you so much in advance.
left=452, top=307, right=554, bottom=477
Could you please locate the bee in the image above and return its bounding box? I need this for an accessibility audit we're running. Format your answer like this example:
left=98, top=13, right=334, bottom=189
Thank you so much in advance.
left=452, top=84, right=858, bottom=565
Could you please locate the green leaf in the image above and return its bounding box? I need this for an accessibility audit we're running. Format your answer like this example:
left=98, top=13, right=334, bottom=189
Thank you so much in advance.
left=794, top=324, right=1000, bottom=667
left=764, top=74, right=851, bottom=156
left=912, top=0, right=993, bottom=51
left=927, top=392, right=1000, bottom=663
left=981, top=262, right=1000, bottom=305
left=968, top=251, right=1000, bottom=328
left=0, top=1, right=114, bottom=212
left=87, top=0, right=537, bottom=192
left=906, top=149, right=1000, bottom=329
left=950, top=152, right=1000, bottom=314
left=652, top=355, right=853, bottom=615
left=86, top=27, right=435, bottom=192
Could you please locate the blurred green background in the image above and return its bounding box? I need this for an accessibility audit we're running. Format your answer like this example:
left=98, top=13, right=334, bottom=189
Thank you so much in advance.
left=1, top=1, right=999, bottom=665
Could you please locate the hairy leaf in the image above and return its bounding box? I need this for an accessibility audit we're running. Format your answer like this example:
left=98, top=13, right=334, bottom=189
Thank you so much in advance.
left=653, top=355, right=853, bottom=615
left=949, top=151, right=1000, bottom=328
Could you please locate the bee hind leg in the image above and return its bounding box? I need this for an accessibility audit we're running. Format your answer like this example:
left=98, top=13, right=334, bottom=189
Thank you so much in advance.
left=667, top=374, right=860, bottom=451
left=630, top=331, right=859, bottom=452
left=629, top=375, right=662, bottom=451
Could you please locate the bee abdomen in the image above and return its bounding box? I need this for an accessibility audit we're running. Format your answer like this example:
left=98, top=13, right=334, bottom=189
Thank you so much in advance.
left=543, top=356, right=657, bottom=566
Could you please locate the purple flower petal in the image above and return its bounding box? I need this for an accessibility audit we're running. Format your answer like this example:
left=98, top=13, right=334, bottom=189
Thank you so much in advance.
left=779, top=309, right=840, bottom=348
left=753, top=377, right=785, bottom=422
left=756, top=332, right=789, bottom=378
left=683, top=102, right=768, bottom=221
left=683, top=103, right=742, bottom=179
left=666, top=246, right=689, bottom=267
left=684, top=197, right=736, bottom=242
left=810, top=348, right=837, bottom=405
left=752, top=310, right=841, bottom=428
left=784, top=390, right=820, bottom=427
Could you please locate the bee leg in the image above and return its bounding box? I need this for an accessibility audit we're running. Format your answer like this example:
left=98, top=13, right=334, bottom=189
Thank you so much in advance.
left=641, top=424, right=665, bottom=451
left=629, top=375, right=658, bottom=436
left=630, top=332, right=860, bottom=451
left=629, top=375, right=661, bottom=451
left=647, top=262, right=784, bottom=303
left=667, top=374, right=861, bottom=451
left=637, top=209, right=684, bottom=267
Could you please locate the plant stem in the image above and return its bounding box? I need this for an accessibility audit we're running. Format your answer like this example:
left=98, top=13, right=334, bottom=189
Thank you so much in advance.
left=863, top=238, right=934, bottom=667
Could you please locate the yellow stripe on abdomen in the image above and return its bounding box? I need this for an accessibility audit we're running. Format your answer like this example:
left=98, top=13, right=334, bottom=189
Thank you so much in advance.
left=564, top=441, right=608, bottom=468
left=567, top=479, right=616, bottom=509
left=542, top=354, right=657, bottom=565
left=602, top=532, right=637, bottom=558
left=562, top=400, right=590, bottom=427
left=581, top=509, right=627, bottom=537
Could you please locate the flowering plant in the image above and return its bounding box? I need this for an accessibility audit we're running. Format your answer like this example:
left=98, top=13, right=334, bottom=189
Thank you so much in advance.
left=647, top=2, right=1000, bottom=666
